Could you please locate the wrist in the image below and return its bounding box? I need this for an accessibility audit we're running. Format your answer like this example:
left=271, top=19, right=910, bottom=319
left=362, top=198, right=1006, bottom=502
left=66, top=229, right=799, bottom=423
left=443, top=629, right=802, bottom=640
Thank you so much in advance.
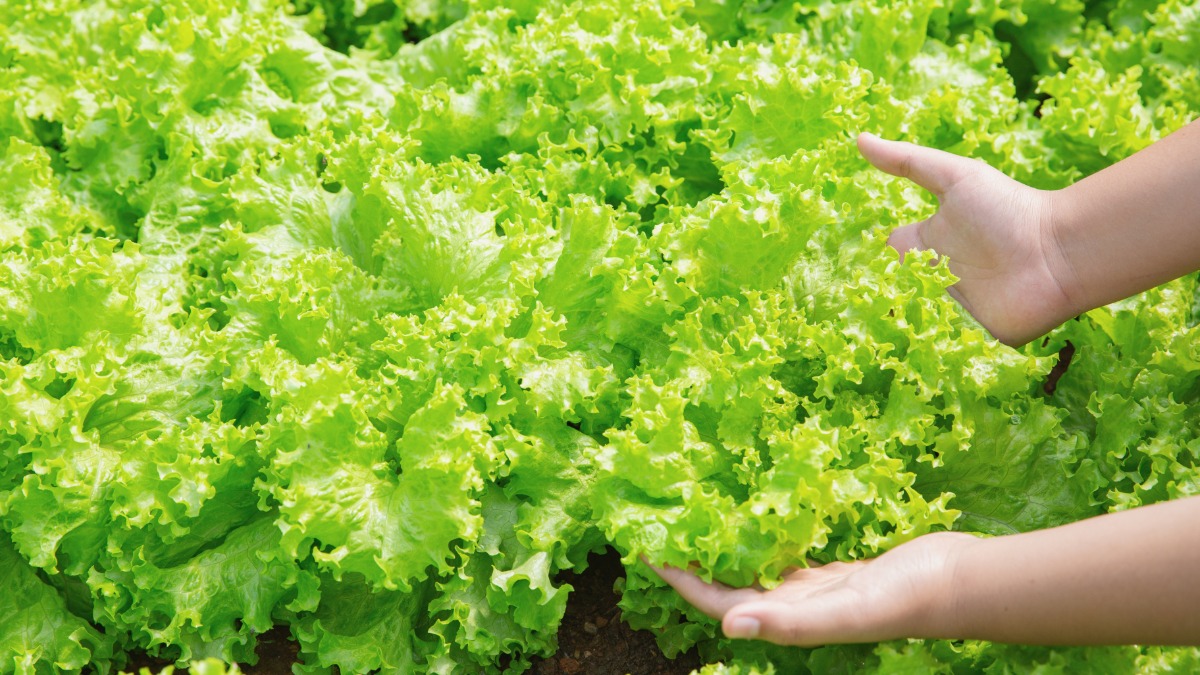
left=909, top=531, right=982, bottom=640
left=1039, top=186, right=1089, bottom=320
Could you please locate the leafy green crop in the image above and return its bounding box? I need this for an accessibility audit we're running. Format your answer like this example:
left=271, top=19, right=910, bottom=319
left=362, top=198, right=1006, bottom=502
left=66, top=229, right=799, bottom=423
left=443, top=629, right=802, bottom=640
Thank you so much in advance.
left=1, top=0, right=1199, bottom=672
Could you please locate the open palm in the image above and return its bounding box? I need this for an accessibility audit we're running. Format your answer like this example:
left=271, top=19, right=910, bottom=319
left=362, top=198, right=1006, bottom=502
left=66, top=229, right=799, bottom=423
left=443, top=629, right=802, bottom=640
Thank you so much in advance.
left=650, top=532, right=974, bottom=646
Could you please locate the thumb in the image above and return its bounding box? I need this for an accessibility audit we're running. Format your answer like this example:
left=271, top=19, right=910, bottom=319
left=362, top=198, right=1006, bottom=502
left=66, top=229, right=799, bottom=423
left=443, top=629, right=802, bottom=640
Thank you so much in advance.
left=721, top=598, right=871, bottom=647
left=856, top=132, right=975, bottom=197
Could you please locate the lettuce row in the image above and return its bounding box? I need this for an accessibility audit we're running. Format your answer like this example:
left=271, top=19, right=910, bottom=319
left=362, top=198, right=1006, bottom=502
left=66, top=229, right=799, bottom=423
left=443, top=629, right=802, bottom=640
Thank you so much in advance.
left=0, top=0, right=1198, bottom=673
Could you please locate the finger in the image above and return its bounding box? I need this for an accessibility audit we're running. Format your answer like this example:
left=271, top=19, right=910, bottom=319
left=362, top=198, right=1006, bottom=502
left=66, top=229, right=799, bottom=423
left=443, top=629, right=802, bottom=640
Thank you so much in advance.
left=782, top=555, right=853, bottom=577
left=856, top=132, right=974, bottom=197
left=648, top=564, right=761, bottom=620
left=722, top=596, right=875, bottom=647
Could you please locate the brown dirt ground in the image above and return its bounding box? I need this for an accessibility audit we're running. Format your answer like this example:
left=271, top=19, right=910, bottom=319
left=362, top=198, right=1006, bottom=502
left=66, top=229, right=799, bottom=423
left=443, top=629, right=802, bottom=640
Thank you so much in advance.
left=528, top=549, right=702, bottom=675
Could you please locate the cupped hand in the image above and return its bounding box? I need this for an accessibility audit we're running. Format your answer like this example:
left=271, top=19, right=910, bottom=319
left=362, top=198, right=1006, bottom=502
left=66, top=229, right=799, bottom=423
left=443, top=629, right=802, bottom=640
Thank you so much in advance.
left=649, top=532, right=976, bottom=647
left=856, top=133, right=1080, bottom=346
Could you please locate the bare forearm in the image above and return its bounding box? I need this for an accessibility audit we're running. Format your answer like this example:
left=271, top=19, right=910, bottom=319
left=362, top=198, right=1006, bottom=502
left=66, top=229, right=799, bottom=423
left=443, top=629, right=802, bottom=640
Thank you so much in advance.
left=1052, top=118, right=1200, bottom=314
left=929, top=497, right=1200, bottom=645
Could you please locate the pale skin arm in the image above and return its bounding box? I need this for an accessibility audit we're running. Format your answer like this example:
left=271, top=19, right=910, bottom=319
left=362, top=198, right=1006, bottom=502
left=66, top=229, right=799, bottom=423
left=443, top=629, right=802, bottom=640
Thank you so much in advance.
left=1053, top=119, right=1200, bottom=315
left=652, top=496, right=1200, bottom=646
left=856, top=118, right=1200, bottom=346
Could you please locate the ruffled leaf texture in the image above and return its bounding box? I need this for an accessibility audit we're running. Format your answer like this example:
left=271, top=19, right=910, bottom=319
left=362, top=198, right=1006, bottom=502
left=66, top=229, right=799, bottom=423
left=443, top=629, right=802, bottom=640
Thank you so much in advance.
left=0, top=0, right=1197, bottom=673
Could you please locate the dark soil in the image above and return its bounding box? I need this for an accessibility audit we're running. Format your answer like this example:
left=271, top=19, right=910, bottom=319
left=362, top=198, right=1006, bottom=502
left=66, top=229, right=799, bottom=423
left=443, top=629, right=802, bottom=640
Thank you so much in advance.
left=119, top=549, right=701, bottom=675
left=528, top=549, right=703, bottom=675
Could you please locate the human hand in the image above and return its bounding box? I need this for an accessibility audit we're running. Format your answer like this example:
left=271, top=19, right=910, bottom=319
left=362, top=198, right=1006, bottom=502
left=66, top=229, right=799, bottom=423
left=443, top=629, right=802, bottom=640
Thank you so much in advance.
left=856, top=133, right=1080, bottom=346
left=648, top=532, right=977, bottom=647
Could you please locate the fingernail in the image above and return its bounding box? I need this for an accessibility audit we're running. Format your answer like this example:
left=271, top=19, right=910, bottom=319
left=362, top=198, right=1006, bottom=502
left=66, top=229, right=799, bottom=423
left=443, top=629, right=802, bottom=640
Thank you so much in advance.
left=725, top=616, right=760, bottom=639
